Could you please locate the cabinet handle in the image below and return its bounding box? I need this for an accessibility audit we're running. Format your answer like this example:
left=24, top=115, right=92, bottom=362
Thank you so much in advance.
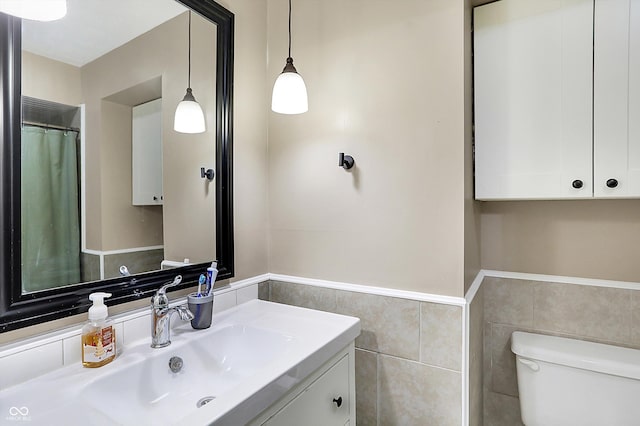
left=571, top=180, right=583, bottom=189
left=606, top=179, right=618, bottom=188
left=332, top=396, right=343, bottom=408
left=153, top=196, right=158, bottom=201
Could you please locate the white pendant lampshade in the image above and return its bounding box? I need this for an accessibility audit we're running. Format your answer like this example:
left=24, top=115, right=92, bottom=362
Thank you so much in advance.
left=174, top=11, right=206, bottom=134
left=174, top=88, right=205, bottom=133
left=271, top=0, right=308, bottom=115
left=0, top=0, right=67, bottom=21
left=272, top=58, right=308, bottom=114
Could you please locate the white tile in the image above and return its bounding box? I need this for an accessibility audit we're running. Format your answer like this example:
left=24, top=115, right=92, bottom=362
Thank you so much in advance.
left=62, top=334, right=81, bottom=366
left=0, top=341, right=63, bottom=389
left=123, top=315, right=150, bottom=346
left=114, top=322, right=124, bottom=356
left=214, top=291, right=236, bottom=314
left=236, top=284, right=258, bottom=305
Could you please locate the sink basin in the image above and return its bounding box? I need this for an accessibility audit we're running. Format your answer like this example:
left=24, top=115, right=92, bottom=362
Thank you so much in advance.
left=0, top=300, right=360, bottom=425
left=82, top=324, right=294, bottom=425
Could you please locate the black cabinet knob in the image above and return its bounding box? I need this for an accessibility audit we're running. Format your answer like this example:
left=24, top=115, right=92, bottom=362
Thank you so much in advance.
left=332, top=396, right=343, bottom=407
left=153, top=196, right=158, bottom=201
left=606, top=179, right=618, bottom=188
left=572, top=180, right=583, bottom=189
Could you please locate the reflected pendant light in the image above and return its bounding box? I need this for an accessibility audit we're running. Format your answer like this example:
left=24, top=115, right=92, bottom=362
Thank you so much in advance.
left=271, top=0, right=308, bottom=114
left=0, top=0, right=67, bottom=21
left=174, top=10, right=206, bottom=134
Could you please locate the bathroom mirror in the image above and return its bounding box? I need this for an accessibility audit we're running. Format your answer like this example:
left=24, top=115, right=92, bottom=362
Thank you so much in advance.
left=0, top=0, right=234, bottom=332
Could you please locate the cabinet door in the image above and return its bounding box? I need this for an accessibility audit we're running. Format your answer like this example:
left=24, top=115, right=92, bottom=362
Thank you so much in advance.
left=474, top=0, right=593, bottom=200
left=594, top=0, right=640, bottom=197
left=132, top=98, right=163, bottom=205
left=263, top=355, right=350, bottom=426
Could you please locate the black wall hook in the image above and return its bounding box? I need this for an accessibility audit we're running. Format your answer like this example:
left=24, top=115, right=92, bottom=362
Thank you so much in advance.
left=201, top=167, right=215, bottom=180
left=339, top=153, right=355, bottom=170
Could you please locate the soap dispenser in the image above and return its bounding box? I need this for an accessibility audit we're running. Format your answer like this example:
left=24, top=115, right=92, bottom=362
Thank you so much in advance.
left=82, top=292, right=116, bottom=368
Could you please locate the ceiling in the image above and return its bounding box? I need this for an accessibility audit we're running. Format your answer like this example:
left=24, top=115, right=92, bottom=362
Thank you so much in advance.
left=21, top=0, right=187, bottom=67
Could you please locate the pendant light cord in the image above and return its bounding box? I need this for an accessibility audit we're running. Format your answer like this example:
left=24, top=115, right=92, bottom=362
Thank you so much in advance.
left=288, top=0, right=292, bottom=58
left=188, top=10, right=192, bottom=88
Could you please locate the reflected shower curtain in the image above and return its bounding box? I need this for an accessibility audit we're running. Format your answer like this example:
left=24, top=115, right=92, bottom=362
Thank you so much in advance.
left=21, top=126, right=81, bottom=292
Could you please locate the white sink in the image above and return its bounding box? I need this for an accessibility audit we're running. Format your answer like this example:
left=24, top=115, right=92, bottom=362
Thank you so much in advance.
left=0, top=300, right=360, bottom=425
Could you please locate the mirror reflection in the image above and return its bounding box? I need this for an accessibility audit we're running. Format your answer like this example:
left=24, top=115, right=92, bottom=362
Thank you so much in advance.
left=20, top=0, right=217, bottom=294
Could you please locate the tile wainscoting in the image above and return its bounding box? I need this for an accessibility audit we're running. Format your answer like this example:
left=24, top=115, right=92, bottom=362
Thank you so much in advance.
left=260, top=277, right=466, bottom=426
left=15, top=270, right=628, bottom=426
left=1, top=274, right=471, bottom=425
left=467, top=271, right=640, bottom=426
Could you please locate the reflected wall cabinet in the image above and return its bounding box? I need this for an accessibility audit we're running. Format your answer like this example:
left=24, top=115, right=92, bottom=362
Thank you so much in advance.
left=132, top=98, right=163, bottom=205
left=474, top=0, right=640, bottom=200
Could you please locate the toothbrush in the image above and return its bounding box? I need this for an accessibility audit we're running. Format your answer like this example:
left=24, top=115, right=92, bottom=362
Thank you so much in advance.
left=197, top=274, right=206, bottom=297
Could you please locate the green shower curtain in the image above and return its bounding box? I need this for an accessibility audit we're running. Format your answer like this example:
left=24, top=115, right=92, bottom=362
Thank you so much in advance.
left=21, top=126, right=81, bottom=292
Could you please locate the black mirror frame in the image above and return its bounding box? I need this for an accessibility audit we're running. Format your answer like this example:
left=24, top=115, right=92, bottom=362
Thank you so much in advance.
left=0, top=0, right=234, bottom=332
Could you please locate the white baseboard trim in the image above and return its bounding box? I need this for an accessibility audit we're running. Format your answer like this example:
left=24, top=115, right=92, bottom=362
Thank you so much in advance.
left=269, top=273, right=467, bottom=306
left=464, top=270, right=486, bottom=304
left=219, top=273, right=270, bottom=294
left=482, top=269, right=640, bottom=291
left=82, top=245, right=164, bottom=256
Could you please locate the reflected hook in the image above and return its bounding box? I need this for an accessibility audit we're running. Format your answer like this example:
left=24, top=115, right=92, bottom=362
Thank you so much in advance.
left=200, top=167, right=215, bottom=181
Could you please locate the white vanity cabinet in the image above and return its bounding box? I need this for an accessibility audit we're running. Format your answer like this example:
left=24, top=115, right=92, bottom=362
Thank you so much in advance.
left=250, top=344, right=355, bottom=426
left=132, top=98, right=163, bottom=205
left=474, top=0, right=640, bottom=200
left=593, top=0, right=640, bottom=197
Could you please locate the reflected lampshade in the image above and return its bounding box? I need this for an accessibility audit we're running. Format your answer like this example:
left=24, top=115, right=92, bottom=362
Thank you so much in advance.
left=0, top=0, right=67, bottom=21
left=271, top=57, right=308, bottom=115
left=174, top=88, right=205, bottom=134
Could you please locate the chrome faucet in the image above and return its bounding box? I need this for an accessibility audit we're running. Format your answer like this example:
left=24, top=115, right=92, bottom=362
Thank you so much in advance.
left=151, top=275, right=194, bottom=348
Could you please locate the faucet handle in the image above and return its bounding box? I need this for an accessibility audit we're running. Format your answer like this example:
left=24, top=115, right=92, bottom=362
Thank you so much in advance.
left=157, top=275, right=183, bottom=296
left=176, top=305, right=195, bottom=321
left=151, top=275, right=183, bottom=308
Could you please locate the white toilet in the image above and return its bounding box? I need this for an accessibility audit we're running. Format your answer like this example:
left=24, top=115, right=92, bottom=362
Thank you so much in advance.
left=511, top=331, right=640, bottom=426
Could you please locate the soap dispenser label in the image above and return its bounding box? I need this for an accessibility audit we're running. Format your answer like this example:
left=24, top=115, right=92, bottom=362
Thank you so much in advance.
left=82, top=326, right=114, bottom=363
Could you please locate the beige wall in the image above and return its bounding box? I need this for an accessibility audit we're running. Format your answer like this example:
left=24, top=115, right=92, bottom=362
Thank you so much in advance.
left=480, top=200, right=640, bottom=282
left=21, top=51, right=82, bottom=105
left=218, top=0, right=270, bottom=281
left=81, top=13, right=216, bottom=260
left=267, top=0, right=468, bottom=297
left=99, top=100, right=164, bottom=250
left=464, top=0, right=481, bottom=293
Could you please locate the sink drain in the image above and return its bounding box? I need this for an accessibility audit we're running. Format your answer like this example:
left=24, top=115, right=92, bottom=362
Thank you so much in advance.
left=197, top=396, right=216, bottom=408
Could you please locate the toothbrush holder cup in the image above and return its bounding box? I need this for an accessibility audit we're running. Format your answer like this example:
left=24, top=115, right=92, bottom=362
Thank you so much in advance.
left=187, top=293, right=214, bottom=329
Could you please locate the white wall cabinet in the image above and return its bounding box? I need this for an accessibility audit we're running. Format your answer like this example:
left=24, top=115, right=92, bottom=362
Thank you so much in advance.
left=474, top=0, right=640, bottom=200
left=132, top=98, right=163, bottom=205
left=250, top=344, right=355, bottom=426
left=594, top=0, right=640, bottom=197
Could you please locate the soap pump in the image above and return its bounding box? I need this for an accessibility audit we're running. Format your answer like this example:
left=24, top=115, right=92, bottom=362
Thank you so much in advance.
left=81, top=292, right=116, bottom=368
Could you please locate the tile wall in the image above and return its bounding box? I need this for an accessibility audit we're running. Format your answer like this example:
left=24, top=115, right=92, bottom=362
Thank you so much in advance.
left=261, top=280, right=464, bottom=426
left=103, top=248, right=165, bottom=279
left=480, top=276, right=640, bottom=425
left=79, top=248, right=166, bottom=282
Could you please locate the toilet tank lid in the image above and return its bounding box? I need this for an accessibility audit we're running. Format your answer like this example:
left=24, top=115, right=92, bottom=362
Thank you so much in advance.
left=511, top=331, right=640, bottom=380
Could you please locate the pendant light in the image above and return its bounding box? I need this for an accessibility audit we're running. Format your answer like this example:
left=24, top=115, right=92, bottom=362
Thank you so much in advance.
left=0, top=0, right=67, bottom=21
left=271, top=0, right=308, bottom=114
left=174, top=10, right=206, bottom=134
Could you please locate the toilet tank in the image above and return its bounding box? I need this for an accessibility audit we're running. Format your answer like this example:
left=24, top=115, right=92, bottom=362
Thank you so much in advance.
left=511, top=331, right=640, bottom=426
